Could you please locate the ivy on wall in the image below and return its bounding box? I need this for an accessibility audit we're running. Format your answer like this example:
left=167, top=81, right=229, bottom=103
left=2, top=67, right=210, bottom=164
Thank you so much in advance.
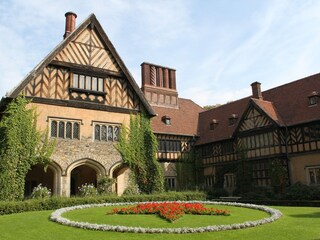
left=116, top=113, right=164, bottom=194
left=0, top=96, right=55, bottom=201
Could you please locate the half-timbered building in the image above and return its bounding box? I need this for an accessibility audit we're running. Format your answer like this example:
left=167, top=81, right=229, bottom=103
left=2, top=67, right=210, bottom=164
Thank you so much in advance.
left=197, top=77, right=320, bottom=194
left=1, top=12, right=320, bottom=197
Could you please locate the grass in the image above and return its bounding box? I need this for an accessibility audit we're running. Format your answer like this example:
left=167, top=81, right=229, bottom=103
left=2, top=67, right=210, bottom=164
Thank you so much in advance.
left=0, top=206, right=319, bottom=240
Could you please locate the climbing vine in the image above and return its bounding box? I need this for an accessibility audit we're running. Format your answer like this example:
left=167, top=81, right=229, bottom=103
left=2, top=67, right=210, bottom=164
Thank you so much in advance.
left=116, top=113, right=164, bottom=194
left=0, top=96, right=55, bottom=201
left=175, top=149, right=198, bottom=191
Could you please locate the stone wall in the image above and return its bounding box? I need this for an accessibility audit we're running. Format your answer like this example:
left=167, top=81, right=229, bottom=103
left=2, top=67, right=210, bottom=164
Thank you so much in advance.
left=51, top=137, right=122, bottom=176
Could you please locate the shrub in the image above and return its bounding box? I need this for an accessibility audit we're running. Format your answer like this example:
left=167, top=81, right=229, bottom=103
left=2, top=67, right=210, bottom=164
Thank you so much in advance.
left=285, top=182, right=320, bottom=200
left=206, top=188, right=229, bottom=199
left=0, top=191, right=206, bottom=215
left=239, top=186, right=275, bottom=200
left=123, top=182, right=140, bottom=195
left=78, top=183, right=98, bottom=197
left=97, top=177, right=116, bottom=195
left=30, top=184, right=51, bottom=199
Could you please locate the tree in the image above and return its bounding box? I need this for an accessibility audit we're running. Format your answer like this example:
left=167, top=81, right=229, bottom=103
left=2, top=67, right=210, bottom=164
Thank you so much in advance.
left=0, top=96, right=55, bottom=201
left=203, top=104, right=221, bottom=110
left=116, top=113, right=164, bottom=194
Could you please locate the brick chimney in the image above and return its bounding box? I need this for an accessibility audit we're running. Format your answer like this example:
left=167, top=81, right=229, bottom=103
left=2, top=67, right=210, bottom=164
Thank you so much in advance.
left=63, top=12, right=77, bottom=39
left=141, top=62, right=178, bottom=108
left=251, top=81, right=263, bottom=100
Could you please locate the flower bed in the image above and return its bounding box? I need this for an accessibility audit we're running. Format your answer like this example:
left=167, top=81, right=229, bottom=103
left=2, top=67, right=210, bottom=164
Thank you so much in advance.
left=108, top=202, right=230, bottom=222
left=50, top=201, right=282, bottom=234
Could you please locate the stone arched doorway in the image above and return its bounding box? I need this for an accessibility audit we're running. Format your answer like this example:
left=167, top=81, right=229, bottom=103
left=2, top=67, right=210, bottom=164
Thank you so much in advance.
left=110, top=163, right=130, bottom=195
left=67, top=159, right=106, bottom=196
left=25, top=164, right=55, bottom=197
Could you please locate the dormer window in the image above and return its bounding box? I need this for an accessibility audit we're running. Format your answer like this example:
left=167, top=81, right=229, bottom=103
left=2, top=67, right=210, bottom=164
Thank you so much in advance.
left=308, top=91, right=319, bottom=106
left=210, top=119, right=218, bottom=130
left=228, top=114, right=238, bottom=126
left=162, top=115, right=171, bottom=125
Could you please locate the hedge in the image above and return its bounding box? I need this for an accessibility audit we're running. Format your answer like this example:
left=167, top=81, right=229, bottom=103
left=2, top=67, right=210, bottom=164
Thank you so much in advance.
left=0, top=191, right=206, bottom=215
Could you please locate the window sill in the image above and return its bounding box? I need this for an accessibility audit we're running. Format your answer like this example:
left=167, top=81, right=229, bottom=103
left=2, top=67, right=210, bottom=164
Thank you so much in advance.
left=69, top=88, right=106, bottom=96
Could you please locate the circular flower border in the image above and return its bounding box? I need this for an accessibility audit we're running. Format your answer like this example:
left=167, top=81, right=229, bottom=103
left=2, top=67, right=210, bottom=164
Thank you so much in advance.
left=50, top=201, right=282, bottom=234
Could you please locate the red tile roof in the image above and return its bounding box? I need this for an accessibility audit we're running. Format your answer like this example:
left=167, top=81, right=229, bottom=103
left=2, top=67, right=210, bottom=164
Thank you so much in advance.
left=251, top=99, right=283, bottom=125
left=197, top=72, right=320, bottom=145
left=151, top=98, right=203, bottom=136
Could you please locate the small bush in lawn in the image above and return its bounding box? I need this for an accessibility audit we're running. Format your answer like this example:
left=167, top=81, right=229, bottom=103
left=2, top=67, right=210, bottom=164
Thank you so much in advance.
left=78, top=183, right=98, bottom=197
left=31, top=184, right=51, bottom=199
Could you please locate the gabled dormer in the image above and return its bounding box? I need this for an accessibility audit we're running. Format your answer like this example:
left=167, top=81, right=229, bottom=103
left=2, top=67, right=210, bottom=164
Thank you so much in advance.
left=235, top=82, right=283, bottom=134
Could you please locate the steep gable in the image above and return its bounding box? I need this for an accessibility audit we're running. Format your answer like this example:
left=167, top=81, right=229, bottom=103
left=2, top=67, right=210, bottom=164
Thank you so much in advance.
left=7, top=13, right=155, bottom=115
left=54, top=28, right=121, bottom=72
left=237, top=100, right=280, bottom=133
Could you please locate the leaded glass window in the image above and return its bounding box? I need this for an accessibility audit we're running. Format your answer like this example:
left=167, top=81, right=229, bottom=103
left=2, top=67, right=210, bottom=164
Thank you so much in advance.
left=73, top=123, right=79, bottom=139
left=50, top=119, right=80, bottom=140
left=66, top=122, right=72, bottom=139
left=114, top=127, right=119, bottom=141
left=93, top=123, right=120, bottom=142
left=101, top=125, right=107, bottom=141
left=51, top=121, right=57, bottom=137
left=108, top=126, right=113, bottom=141
left=58, top=122, right=65, bottom=138
left=95, top=125, right=100, bottom=141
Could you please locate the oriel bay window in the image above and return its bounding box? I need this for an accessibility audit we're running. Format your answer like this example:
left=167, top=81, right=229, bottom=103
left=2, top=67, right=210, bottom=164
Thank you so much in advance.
left=94, top=122, right=120, bottom=142
left=50, top=118, right=80, bottom=140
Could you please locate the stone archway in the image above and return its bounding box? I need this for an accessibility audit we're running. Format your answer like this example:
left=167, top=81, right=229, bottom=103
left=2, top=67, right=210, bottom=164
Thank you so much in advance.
left=110, top=162, right=130, bottom=195
left=70, top=165, right=97, bottom=196
left=67, top=159, right=106, bottom=196
left=25, top=164, right=59, bottom=197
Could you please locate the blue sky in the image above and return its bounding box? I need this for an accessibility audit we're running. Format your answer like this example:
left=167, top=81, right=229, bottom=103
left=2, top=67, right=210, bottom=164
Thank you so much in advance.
left=1, top=0, right=320, bottom=106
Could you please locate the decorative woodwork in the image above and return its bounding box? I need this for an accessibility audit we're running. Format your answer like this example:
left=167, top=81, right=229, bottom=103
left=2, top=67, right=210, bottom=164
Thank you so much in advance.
left=54, top=28, right=120, bottom=72
left=239, top=107, right=273, bottom=132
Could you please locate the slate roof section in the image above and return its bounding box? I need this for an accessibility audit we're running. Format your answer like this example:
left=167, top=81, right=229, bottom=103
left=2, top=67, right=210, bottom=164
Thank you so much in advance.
left=151, top=98, right=203, bottom=136
left=197, top=72, right=320, bottom=145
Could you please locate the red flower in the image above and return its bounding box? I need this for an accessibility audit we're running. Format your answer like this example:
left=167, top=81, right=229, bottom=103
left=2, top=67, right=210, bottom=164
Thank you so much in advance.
left=108, top=202, right=230, bottom=222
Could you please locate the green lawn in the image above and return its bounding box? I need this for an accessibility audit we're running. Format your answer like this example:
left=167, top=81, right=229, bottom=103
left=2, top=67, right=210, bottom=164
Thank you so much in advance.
left=0, top=206, right=319, bottom=240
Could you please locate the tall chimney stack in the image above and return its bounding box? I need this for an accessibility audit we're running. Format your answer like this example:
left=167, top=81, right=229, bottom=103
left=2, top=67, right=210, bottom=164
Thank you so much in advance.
left=63, top=12, right=77, bottom=39
left=141, top=62, right=178, bottom=108
left=251, top=81, right=263, bottom=100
